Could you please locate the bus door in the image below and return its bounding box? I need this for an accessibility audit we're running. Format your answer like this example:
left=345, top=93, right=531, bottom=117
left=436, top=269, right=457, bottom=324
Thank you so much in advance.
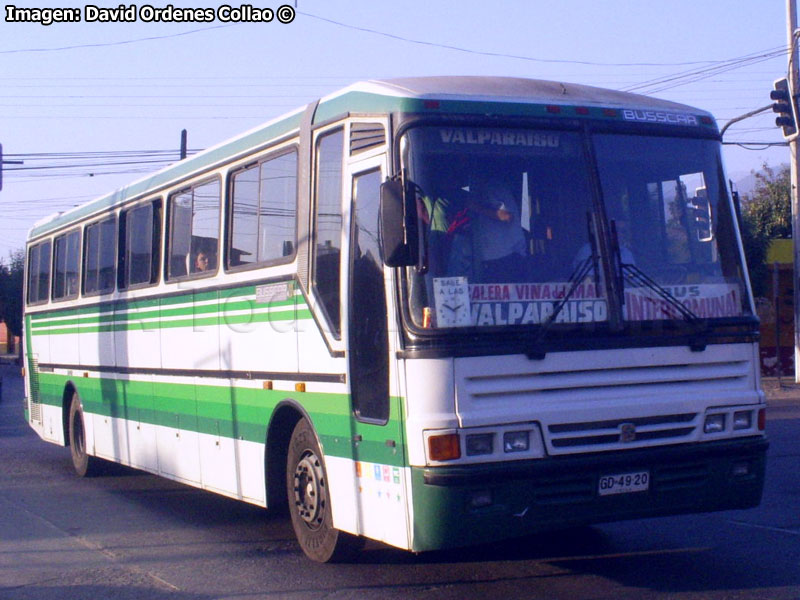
left=345, top=155, right=410, bottom=548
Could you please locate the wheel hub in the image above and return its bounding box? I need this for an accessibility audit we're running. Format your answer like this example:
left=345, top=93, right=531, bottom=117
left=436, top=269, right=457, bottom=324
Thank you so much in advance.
left=293, top=451, right=325, bottom=528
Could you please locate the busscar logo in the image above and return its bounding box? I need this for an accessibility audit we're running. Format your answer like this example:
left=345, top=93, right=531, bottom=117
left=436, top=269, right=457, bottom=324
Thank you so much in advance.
left=622, top=109, right=699, bottom=126
left=619, top=423, right=637, bottom=443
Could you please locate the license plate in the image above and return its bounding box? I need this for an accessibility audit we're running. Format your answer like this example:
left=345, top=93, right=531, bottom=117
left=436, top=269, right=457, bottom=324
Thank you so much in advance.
left=598, top=471, right=650, bottom=496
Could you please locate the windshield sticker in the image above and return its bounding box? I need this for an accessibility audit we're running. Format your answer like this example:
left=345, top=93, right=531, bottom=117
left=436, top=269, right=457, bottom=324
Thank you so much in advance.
left=461, top=282, right=607, bottom=326
left=455, top=282, right=742, bottom=327
left=438, top=128, right=560, bottom=148
left=621, top=109, right=699, bottom=126
left=625, top=283, right=742, bottom=321
left=471, top=298, right=608, bottom=326
left=471, top=283, right=601, bottom=302
left=433, top=277, right=472, bottom=327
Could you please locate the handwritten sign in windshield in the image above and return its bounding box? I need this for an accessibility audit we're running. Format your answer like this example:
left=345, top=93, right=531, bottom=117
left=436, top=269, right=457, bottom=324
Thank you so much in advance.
left=432, top=280, right=743, bottom=327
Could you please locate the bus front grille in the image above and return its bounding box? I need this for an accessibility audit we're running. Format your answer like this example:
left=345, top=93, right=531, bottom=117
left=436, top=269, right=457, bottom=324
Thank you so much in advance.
left=453, top=345, right=758, bottom=455
left=547, top=413, right=698, bottom=449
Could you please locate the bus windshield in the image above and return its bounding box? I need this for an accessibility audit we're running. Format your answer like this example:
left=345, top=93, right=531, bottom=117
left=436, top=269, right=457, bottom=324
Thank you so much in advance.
left=402, top=125, right=751, bottom=331
left=593, top=134, right=749, bottom=323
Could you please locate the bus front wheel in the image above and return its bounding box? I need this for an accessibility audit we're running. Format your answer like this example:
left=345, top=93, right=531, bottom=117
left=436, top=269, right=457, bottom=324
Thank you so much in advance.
left=286, top=418, right=363, bottom=562
left=68, top=392, right=101, bottom=477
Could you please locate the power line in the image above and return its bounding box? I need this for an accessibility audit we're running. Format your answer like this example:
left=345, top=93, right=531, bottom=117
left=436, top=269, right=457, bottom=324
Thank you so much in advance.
left=722, top=141, right=789, bottom=148
left=298, top=10, right=759, bottom=68
left=0, top=4, right=787, bottom=77
left=5, top=149, right=200, bottom=158
left=0, top=83, right=339, bottom=88
left=2, top=115, right=272, bottom=120
left=1, top=148, right=204, bottom=183
left=622, top=46, right=789, bottom=94
left=0, top=23, right=237, bottom=54
left=7, top=158, right=188, bottom=172
left=0, top=75, right=357, bottom=81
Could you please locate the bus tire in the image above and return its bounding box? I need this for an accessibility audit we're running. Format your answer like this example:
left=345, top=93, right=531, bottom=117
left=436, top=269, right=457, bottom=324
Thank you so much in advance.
left=286, top=418, right=363, bottom=562
left=68, top=391, right=101, bottom=477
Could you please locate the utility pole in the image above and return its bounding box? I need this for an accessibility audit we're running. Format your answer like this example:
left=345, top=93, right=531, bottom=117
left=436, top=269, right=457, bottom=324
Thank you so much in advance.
left=788, top=0, right=800, bottom=382
left=180, top=129, right=188, bottom=160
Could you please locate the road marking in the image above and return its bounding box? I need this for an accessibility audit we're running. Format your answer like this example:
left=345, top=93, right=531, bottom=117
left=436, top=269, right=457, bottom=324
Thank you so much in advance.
left=728, top=520, right=800, bottom=536
left=551, top=546, right=711, bottom=563
left=0, top=493, right=181, bottom=592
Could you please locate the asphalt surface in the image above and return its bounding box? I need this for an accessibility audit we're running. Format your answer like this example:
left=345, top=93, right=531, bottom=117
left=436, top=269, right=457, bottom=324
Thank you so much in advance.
left=1, top=364, right=799, bottom=600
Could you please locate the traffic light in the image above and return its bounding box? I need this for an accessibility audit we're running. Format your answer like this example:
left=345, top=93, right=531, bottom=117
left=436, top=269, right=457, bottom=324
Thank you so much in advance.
left=771, top=77, right=798, bottom=138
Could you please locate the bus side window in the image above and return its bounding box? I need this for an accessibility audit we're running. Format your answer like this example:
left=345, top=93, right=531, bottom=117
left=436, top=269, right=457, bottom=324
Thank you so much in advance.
left=167, top=180, right=220, bottom=280
left=26, top=240, right=52, bottom=305
left=259, top=152, right=297, bottom=261
left=83, top=216, right=117, bottom=296
left=190, top=180, right=220, bottom=273
left=119, top=200, right=161, bottom=290
left=168, top=190, right=192, bottom=279
left=228, top=150, right=297, bottom=269
left=229, top=164, right=259, bottom=268
left=312, top=129, right=344, bottom=337
left=52, top=229, right=80, bottom=301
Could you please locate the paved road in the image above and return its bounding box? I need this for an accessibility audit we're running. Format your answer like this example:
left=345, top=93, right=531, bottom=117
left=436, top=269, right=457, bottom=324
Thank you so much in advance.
left=1, top=365, right=799, bottom=599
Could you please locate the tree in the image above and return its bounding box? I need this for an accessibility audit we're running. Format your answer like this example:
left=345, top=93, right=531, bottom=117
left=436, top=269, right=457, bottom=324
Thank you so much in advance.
left=0, top=249, right=25, bottom=340
left=740, top=163, right=791, bottom=297
left=744, top=164, right=792, bottom=237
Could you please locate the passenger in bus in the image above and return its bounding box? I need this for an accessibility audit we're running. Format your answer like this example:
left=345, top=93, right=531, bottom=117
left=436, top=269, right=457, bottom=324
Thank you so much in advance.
left=418, top=193, right=451, bottom=277
left=572, top=217, right=636, bottom=273
left=469, top=177, right=526, bottom=282
left=66, top=272, right=79, bottom=297
left=418, top=187, right=472, bottom=278
left=595, top=184, right=636, bottom=269
left=193, top=249, right=215, bottom=273
left=610, top=218, right=636, bottom=266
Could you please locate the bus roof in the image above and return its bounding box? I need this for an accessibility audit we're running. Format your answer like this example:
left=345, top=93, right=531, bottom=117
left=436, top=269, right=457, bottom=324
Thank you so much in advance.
left=335, top=76, right=710, bottom=113
left=28, top=76, right=715, bottom=242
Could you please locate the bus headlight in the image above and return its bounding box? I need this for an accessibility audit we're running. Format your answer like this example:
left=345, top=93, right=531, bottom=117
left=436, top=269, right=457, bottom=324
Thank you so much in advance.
left=733, top=410, right=752, bottom=430
left=503, top=430, right=530, bottom=453
left=704, top=414, right=726, bottom=434
left=424, top=424, right=544, bottom=465
left=466, top=433, right=494, bottom=456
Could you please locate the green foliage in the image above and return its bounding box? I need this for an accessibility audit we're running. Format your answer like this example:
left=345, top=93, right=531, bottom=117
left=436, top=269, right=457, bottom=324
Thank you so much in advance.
left=741, top=163, right=791, bottom=297
left=739, top=214, right=770, bottom=297
left=744, top=163, right=792, bottom=238
left=0, top=248, right=24, bottom=338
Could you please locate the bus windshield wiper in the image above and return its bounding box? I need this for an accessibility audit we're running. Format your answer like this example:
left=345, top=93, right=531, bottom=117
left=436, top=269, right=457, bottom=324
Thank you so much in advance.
left=620, top=263, right=701, bottom=325
left=621, top=263, right=709, bottom=351
left=609, top=216, right=704, bottom=347
left=526, top=213, right=599, bottom=360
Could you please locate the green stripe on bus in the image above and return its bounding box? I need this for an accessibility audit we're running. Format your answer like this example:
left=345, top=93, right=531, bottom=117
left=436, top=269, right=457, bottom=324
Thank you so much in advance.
left=31, top=308, right=311, bottom=336
left=36, top=372, right=405, bottom=465
left=31, top=296, right=299, bottom=329
left=29, top=282, right=298, bottom=324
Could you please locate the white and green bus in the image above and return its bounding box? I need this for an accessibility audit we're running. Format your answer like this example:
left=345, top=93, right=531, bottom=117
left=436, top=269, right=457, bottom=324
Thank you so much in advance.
left=23, top=77, right=768, bottom=562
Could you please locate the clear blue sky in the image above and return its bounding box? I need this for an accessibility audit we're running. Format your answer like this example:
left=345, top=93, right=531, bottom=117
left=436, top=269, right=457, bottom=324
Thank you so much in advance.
left=0, top=0, right=790, bottom=259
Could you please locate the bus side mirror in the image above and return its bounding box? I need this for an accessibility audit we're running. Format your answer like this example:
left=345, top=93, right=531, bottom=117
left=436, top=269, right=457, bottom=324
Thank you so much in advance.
left=379, top=178, right=419, bottom=267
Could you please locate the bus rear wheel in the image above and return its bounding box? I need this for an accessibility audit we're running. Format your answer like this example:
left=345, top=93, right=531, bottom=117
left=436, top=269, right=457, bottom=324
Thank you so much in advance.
left=68, top=391, right=101, bottom=477
left=286, top=418, right=363, bottom=562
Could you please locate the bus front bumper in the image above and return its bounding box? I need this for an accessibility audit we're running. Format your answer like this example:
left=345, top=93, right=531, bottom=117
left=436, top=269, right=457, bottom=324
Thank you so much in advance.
left=410, top=436, right=768, bottom=552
